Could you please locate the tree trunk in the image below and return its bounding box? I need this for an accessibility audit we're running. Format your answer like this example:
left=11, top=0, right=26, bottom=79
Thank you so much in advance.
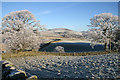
left=105, top=42, right=107, bottom=51
left=109, top=39, right=111, bottom=51
left=105, top=42, right=109, bottom=51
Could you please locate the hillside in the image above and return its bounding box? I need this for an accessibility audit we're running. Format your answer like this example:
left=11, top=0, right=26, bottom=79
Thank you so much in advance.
left=40, top=28, right=83, bottom=39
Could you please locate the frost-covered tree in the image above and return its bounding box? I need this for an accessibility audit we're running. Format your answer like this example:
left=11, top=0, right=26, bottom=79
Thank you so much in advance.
left=2, top=10, right=43, bottom=32
left=85, top=28, right=103, bottom=49
left=112, top=28, right=120, bottom=51
left=0, top=27, right=3, bottom=53
left=54, top=46, right=65, bottom=53
left=2, top=10, right=44, bottom=53
left=3, top=27, right=42, bottom=52
left=88, top=13, right=118, bottom=51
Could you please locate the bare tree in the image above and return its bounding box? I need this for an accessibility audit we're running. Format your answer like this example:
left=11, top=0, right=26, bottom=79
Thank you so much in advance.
left=88, top=13, right=118, bottom=51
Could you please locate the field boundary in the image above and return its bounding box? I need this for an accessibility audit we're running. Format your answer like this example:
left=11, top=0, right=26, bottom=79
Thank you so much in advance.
left=2, top=51, right=118, bottom=60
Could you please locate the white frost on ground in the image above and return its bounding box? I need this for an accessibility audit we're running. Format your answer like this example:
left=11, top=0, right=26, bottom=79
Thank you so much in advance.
left=6, top=53, right=120, bottom=79
left=55, top=40, right=104, bottom=45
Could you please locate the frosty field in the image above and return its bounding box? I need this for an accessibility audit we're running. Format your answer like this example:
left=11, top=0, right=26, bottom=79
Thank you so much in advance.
left=5, top=53, right=120, bottom=79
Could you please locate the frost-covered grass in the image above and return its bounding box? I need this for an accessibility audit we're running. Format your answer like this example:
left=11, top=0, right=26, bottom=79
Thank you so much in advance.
left=2, top=50, right=117, bottom=60
left=5, top=53, right=120, bottom=79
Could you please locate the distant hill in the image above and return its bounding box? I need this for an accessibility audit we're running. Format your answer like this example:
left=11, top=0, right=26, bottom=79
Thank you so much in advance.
left=41, top=28, right=82, bottom=38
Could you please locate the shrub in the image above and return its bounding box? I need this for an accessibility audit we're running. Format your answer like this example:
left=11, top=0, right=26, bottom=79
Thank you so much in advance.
left=54, top=46, right=65, bottom=53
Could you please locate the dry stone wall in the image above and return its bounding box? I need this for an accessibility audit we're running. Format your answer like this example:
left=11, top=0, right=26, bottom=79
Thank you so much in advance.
left=1, top=60, right=38, bottom=80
